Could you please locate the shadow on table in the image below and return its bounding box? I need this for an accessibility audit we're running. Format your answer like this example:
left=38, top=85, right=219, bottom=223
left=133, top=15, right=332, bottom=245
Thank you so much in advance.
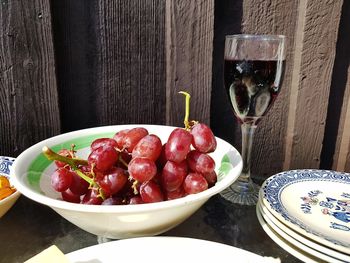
left=201, top=195, right=301, bottom=262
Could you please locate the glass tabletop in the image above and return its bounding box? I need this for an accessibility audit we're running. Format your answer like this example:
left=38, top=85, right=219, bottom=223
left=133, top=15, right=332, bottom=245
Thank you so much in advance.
left=0, top=195, right=301, bottom=262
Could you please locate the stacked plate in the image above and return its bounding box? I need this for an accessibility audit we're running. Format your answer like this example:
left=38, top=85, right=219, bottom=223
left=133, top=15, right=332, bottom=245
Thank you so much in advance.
left=257, top=169, right=350, bottom=263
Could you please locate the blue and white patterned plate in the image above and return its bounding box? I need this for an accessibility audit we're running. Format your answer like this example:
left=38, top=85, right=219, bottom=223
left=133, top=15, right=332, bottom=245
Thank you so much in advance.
left=0, top=156, right=15, bottom=176
left=260, top=169, right=350, bottom=255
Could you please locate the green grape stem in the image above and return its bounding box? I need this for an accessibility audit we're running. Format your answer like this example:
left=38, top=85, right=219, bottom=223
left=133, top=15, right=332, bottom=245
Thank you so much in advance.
left=42, top=146, right=88, bottom=167
left=179, top=91, right=192, bottom=130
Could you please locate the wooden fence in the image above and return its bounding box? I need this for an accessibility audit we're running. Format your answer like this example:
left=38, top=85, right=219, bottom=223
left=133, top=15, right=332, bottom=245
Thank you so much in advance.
left=1, top=0, right=349, bottom=180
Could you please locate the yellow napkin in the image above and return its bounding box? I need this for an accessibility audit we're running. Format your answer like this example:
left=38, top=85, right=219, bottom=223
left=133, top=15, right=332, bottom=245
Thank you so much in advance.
left=24, top=245, right=70, bottom=263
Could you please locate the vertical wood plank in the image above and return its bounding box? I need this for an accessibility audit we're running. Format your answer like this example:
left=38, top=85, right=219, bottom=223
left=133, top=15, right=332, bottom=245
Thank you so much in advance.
left=332, top=64, right=350, bottom=172
left=50, top=0, right=99, bottom=132
left=96, top=0, right=166, bottom=126
left=166, top=0, right=214, bottom=127
left=285, top=0, right=343, bottom=169
left=52, top=1, right=166, bottom=131
left=335, top=76, right=350, bottom=171
left=325, top=1, right=350, bottom=172
left=0, top=0, right=60, bottom=156
left=283, top=0, right=308, bottom=170
left=239, top=0, right=299, bottom=180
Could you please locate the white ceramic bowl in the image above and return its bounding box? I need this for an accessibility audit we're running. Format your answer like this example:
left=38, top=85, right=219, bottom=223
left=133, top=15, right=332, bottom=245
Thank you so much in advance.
left=0, top=156, right=21, bottom=218
left=11, top=125, right=242, bottom=239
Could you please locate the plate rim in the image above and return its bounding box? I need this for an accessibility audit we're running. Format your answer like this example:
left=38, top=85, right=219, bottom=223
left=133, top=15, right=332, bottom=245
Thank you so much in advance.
left=66, top=236, right=268, bottom=262
left=258, top=201, right=348, bottom=262
left=256, top=204, right=321, bottom=263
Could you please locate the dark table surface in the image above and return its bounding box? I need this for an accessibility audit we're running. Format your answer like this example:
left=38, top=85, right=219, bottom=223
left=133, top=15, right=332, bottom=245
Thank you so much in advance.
left=0, top=194, right=303, bottom=263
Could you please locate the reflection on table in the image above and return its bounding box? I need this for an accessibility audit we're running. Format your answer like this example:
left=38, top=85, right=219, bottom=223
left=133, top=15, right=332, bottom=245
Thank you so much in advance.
left=0, top=195, right=301, bottom=262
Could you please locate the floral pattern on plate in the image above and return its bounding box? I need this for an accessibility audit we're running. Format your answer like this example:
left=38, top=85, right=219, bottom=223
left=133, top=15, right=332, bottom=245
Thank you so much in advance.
left=300, top=190, right=350, bottom=229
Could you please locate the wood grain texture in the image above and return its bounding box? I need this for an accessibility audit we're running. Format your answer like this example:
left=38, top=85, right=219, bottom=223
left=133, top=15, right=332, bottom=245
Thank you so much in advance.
left=96, top=0, right=166, bottom=126
left=0, top=0, right=60, bottom=157
left=166, top=0, right=214, bottom=127
left=240, top=0, right=299, bottom=180
left=287, top=0, right=343, bottom=169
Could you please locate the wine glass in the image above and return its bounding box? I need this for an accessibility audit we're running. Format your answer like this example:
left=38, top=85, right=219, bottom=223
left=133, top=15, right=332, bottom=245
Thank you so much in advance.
left=220, top=34, right=286, bottom=205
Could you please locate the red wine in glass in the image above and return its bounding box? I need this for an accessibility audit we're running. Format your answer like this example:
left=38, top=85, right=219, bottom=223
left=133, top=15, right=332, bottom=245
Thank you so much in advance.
left=224, top=59, right=285, bottom=126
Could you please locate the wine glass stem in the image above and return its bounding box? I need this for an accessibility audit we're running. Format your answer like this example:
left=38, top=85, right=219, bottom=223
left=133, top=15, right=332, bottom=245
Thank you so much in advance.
left=239, top=123, right=257, bottom=182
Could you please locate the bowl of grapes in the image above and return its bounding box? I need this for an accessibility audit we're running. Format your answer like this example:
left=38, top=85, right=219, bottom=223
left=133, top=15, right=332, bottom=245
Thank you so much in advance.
left=11, top=101, right=242, bottom=239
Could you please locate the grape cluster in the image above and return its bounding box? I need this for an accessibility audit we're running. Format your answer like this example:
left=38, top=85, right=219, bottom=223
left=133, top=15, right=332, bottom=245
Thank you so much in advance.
left=47, top=124, right=218, bottom=205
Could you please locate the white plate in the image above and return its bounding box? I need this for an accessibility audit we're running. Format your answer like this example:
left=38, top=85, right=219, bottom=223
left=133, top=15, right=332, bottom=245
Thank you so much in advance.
left=66, top=236, right=278, bottom=263
left=261, top=169, right=350, bottom=255
left=256, top=205, right=324, bottom=263
left=258, top=201, right=346, bottom=263
left=259, top=199, right=350, bottom=262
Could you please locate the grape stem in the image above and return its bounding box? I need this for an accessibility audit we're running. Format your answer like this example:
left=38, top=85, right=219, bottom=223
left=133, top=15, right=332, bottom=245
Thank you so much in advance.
left=179, top=91, right=191, bottom=130
left=131, top=180, right=139, bottom=195
left=42, top=146, right=88, bottom=167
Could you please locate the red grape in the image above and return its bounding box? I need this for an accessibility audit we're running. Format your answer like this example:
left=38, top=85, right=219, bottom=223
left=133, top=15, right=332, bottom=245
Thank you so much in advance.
left=161, top=160, right=187, bottom=192
left=88, top=146, right=119, bottom=172
left=187, top=150, right=215, bottom=174
left=132, top=134, right=162, bottom=161
left=166, top=187, right=186, bottom=200
left=113, top=129, right=130, bottom=149
left=91, top=138, right=118, bottom=151
left=81, top=188, right=103, bottom=205
left=191, top=123, right=217, bottom=153
left=97, top=167, right=128, bottom=196
left=61, top=188, right=81, bottom=203
left=51, top=167, right=73, bottom=192
left=129, top=196, right=144, bottom=204
left=123, top=128, right=149, bottom=153
left=140, top=181, right=164, bottom=203
left=183, top=172, right=208, bottom=194
left=101, top=197, right=124, bottom=205
left=203, top=170, right=217, bottom=187
left=165, top=128, right=192, bottom=163
left=128, top=157, right=157, bottom=182
left=69, top=171, right=89, bottom=195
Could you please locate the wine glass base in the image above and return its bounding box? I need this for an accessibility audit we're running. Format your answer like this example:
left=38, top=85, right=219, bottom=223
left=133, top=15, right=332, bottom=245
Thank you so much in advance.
left=97, top=236, right=113, bottom=244
left=220, top=179, right=260, bottom=206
